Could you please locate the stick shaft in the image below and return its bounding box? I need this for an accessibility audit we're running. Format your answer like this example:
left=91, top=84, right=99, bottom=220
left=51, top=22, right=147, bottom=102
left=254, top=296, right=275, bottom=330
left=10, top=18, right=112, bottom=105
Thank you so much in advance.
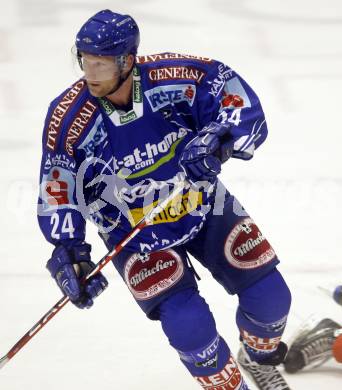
left=0, top=182, right=185, bottom=368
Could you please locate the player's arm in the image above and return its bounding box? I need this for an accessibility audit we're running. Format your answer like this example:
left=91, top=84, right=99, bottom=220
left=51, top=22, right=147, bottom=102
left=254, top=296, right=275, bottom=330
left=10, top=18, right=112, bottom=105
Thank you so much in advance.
left=180, top=61, right=267, bottom=183
left=38, top=98, right=107, bottom=309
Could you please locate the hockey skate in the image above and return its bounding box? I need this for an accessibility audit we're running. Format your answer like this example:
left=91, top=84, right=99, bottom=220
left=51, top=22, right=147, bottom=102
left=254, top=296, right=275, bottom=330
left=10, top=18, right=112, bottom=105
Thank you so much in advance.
left=283, top=318, right=342, bottom=373
left=237, top=344, right=291, bottom=390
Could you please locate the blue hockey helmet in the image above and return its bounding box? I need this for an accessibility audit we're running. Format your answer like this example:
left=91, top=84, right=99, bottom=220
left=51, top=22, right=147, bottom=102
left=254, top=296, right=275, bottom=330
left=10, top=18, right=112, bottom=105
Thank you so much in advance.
left=75, top=10, right=140, bottom=57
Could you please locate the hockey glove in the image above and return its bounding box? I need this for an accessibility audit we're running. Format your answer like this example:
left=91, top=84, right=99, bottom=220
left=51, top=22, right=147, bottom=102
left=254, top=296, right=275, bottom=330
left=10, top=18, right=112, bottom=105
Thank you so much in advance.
left=46, top=243, right=108, bottom=309
left=179, top=122, right=233, bottom=184
left=333, top=285, right=342, bottom=305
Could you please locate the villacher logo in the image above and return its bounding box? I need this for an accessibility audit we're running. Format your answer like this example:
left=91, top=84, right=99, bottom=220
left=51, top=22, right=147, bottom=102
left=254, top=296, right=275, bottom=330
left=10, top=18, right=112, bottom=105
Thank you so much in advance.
left=124, top=249, right=184, bottom=300
left=224, top=217, right=276, bottom=269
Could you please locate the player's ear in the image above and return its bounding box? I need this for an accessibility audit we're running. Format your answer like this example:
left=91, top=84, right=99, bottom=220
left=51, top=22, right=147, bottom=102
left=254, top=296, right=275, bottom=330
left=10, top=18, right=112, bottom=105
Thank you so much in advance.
left=125, top=54, right=135, bottom=70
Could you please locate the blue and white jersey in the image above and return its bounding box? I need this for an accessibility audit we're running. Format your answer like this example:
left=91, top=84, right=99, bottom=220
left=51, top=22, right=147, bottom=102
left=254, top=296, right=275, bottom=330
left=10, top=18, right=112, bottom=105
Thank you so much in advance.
left=38, top=52, right=268, bottom=253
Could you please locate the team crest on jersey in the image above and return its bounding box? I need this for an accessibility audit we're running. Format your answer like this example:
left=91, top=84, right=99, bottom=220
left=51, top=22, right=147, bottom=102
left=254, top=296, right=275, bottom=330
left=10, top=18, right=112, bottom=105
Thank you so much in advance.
left=124, top=249, right=184, bottom=300
left=144, top=84, right=196, bottom=112
left=224, top=217, right=276, bottom=269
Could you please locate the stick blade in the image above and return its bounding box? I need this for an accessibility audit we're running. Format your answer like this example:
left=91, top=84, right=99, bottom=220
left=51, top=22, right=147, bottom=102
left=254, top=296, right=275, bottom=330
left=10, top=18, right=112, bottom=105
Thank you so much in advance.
left=0, top=355, right=9, bottom=369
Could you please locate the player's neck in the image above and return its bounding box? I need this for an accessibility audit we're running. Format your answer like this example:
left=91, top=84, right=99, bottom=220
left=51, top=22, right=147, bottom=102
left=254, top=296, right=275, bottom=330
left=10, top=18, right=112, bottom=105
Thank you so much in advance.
left=106, top=73, right=133, bottom=106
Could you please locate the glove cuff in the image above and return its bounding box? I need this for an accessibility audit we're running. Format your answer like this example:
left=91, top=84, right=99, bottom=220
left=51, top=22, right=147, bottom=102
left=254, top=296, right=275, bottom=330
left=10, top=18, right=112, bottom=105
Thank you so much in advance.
left=198, top=122, right=233, bottom=163
left=72, top=243, right=92, bottom=263
left=46, top=246, right=72, bottom=278
left=199, top=121, right=231, bottom=137
left=218, top=140, right=234, bottom=163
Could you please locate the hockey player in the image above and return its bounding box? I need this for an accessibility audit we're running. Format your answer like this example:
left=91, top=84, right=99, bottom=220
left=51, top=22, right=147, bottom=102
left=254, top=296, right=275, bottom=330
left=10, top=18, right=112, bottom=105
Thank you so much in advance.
left=284, top=285, right=342, bottom=373
left=38, top=10, right=292, bottom=390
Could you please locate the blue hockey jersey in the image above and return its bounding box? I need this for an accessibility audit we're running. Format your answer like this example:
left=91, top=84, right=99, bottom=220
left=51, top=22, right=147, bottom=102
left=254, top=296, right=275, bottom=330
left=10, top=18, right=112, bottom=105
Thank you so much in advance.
left=38, top=53, right=268, bottom=253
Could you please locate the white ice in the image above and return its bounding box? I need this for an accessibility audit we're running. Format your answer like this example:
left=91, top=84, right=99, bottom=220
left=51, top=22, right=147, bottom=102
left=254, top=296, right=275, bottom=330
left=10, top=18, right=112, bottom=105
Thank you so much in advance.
left=0, top=0, right=342, bottom=389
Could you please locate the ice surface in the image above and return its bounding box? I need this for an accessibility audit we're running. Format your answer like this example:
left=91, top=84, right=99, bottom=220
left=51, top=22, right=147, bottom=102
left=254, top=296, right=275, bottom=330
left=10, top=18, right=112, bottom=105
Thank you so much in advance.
left=0, top=0, right=341, bottom=389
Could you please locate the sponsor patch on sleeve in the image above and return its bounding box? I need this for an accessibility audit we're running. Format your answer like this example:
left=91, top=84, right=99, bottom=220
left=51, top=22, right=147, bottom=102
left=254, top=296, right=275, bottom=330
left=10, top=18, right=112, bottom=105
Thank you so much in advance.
left=64, top=100, right=97, bottom=156
left=46, top=80, right=86, bottom=151
left=219, top=77, right=251, bottom=111
left=40, top=167, right=76, bottom=211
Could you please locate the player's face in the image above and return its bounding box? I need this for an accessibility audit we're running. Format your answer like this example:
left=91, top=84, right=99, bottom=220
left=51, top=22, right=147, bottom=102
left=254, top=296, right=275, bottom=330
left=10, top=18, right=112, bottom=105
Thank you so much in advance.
left=79, top=53, right=121, bottom=97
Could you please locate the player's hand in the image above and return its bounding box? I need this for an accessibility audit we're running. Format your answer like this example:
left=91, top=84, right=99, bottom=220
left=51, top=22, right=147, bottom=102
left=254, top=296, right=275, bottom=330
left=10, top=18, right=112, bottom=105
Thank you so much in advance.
left=179, top=122, right=233, bottom=184
left=46, top=243, right=108, bottom=309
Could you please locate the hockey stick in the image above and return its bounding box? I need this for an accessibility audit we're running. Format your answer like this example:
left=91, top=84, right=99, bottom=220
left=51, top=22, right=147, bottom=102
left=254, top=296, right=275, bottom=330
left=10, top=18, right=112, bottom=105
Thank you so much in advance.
left=0, top=181, right=187, bottom=369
